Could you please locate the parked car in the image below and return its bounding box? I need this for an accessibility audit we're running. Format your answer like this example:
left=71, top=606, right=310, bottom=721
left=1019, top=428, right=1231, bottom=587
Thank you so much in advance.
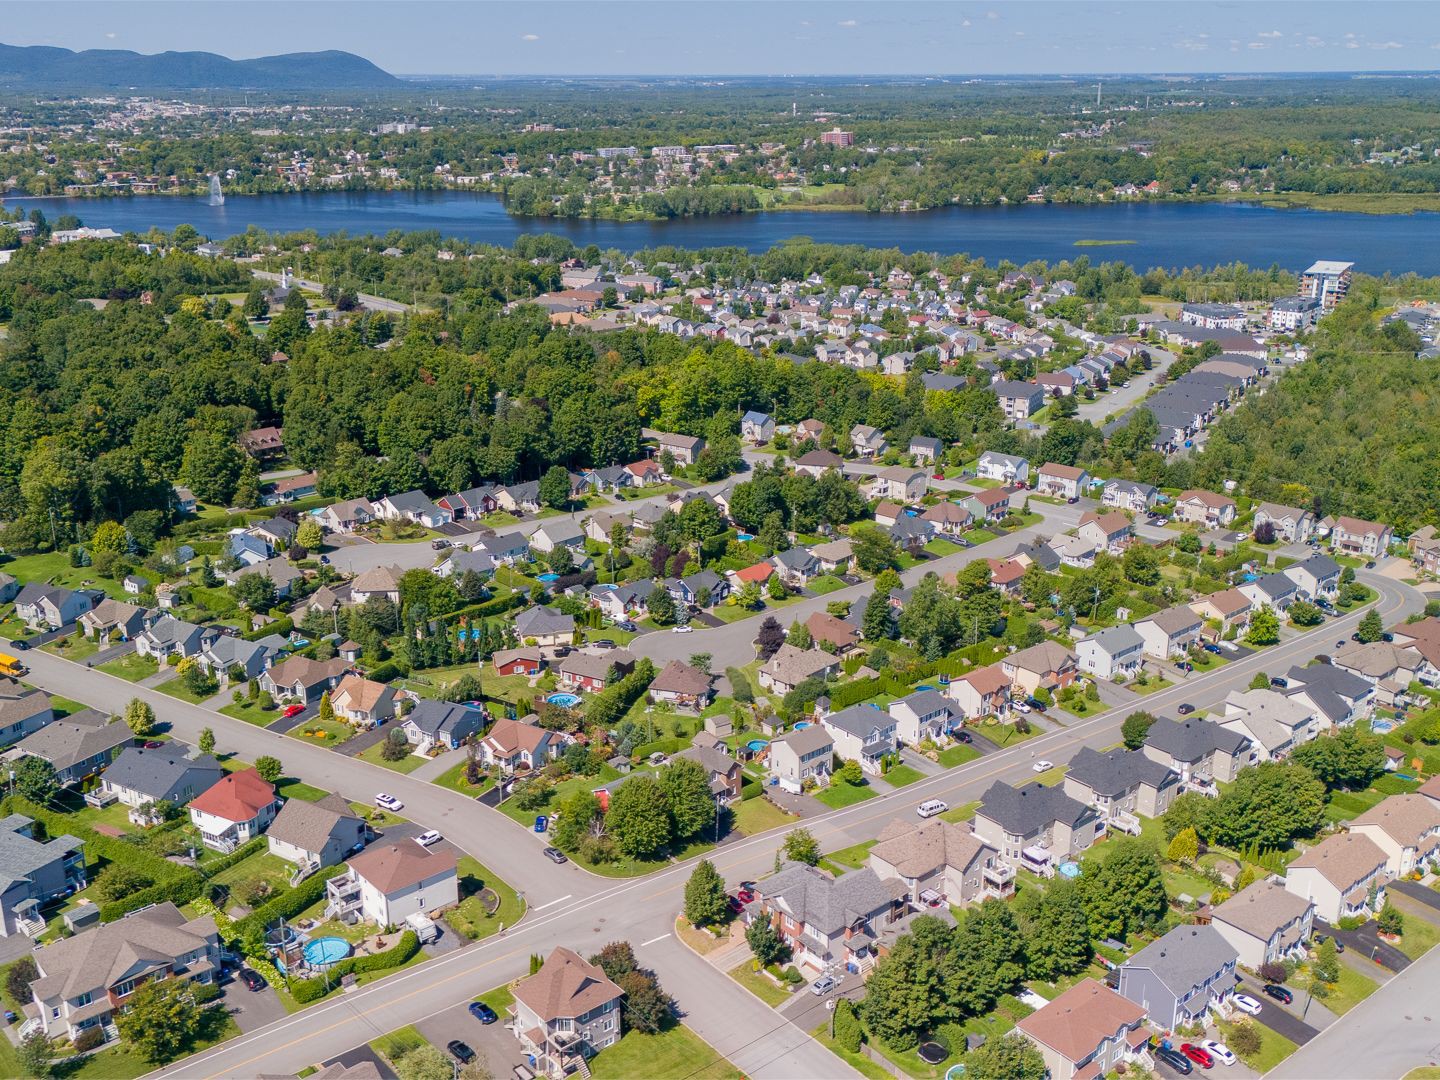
left=1262, top=983, right=1293, bottom=1005
left=1013, top=700, right=1032, bottom=714
left=143, top=739, right=165, bottom=749
left=415, top=830, right=443, bottom=847
left=238, top=968, right=265, bottom=992
left=955, top=730, right=972, bottom=743
left=1231, top=993, right=1263, bottom=1016
left=10, top=639, right=26, bottom=651
left=1032, top=759, right=1054, bottom=773
left=916, top=799, right=949, bottom=819
left=533, top=815, right=548, bottom=833
left=1177, top=703, right=1195, bottom=715
left=282, top=704, right=306, bottom=718
left=590, top=639, right=616, bottom=649
left=447, top=1041, right=476, bottom=1064
left=1270, top=676, right=1288, bottom=688
left=615, top=620, right=638, bottom=632
left=374, top=793, right=403, bottom=812
left=468, top=1001, right=498, bottom=1024
left=1202, top=1040, right=1236, bottom=1066
left=1219, top=640, right=1240, bottom=653
left=1156, top=1047, right=1194, bottom=1075
left=431, top=538, right=451, bottom=550
left=1202, top=643, right=1222, bottom=655
left=727, top=894, right=745, bottom=914
left=543, top=846, right=568, bottom=864
left=1336, top=640, right=1348, bottom=649
left=671, top=624, right=694, bottom=634
left=1180, top=1043, right=1215, bottom=1069
left=810, top=975, right=837, bottom=996
left=1365, top=560, right=1376, bottom=569
left=735, top=888, right=755, bottom=905
left=1025, top=696, right=1047, bottom=712
left=1176, top=660, right=1194, bottom=673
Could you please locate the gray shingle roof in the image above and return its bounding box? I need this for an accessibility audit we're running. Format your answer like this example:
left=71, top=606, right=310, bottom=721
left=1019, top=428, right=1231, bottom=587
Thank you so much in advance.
left=14, top=709, right=130, bottom=774
left=761, top=862, right=904, bottom=935
left=407, top=699, right=483, bottom=740
left=977, top=780, right=1095, bottom=834
left=1066, top=746, right=1177, bottom=798
left=102, top=746, right=222, bottom=803
left=1144, top=718, right=1251, bottom=762
left=1124, top=924, right=1238, bottom=997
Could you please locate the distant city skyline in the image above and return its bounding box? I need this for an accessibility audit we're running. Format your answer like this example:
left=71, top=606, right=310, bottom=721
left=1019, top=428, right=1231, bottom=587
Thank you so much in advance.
left=8, top=1, right=1440, bottom=77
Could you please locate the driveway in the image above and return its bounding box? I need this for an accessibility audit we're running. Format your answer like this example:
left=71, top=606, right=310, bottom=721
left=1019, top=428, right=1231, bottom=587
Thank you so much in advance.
left=1387, top=879, right=1440, bottom=915
left=336, top=720, right=395, bottom=758
left=86, top=641, right=134, bottom=667
left=777, top=969, right=865, bottom=1033
left=221, top=973, right=289, bottom=1034
left=1233, top=979, right=1323, bottom=1045
left=898, top=747, right=942, bottom=776
left=414, top=998, right=526, bottom=1080
left=1320, top=919, right=1411, bottom=972
left=266, top=703, right=316, bottom=733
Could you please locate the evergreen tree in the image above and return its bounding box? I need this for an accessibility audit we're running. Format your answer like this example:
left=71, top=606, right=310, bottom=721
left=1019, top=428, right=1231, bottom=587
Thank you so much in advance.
left=683, top=859, right=728, bottom=928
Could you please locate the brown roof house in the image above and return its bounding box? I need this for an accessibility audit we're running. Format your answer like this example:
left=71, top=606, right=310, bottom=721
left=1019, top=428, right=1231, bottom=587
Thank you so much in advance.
left=324, top=842, right=458, bottom=928
left=758, top=644, right=840, bottom=694
left=1209, top=879, right=1315, bottom=969
left=1000, top=641, right=1079, bottom=697
left=261, top=656, right=349, bottom=702
left=805, top=610, right=860, bottom=654
left=1016, top=979, right=1150, bottom=1080
left=1284, top=831, right=1390, bottom=924
left=329, top=674, right=399, bottom=728
left=647, top=660, right=715, bottom=710
left=1347, top=793, right=1440, bottom=877
left=675, top=739, right=743, bottom=801
left=511, top=947, right=624, bottom=1078
left=266, top=793, right=367, bottom=873
left=867, top=817, right=1011, bottom=908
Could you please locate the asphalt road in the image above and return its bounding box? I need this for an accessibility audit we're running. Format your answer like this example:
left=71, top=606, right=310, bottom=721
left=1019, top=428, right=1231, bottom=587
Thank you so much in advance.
left=251, top=269, right=410, bottom=315
left=11, top=571, right=1409, bottom=1078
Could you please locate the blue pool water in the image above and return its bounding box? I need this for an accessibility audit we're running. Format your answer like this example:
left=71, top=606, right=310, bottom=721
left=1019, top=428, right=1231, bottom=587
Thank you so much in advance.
left=736, top=532, right=755, bottom=541
left=794, top=721, right=810, bottom=730
left=546, top=692, right=582, bottom=708
left=915, top=684, right=935, bottom=691
left=1372, top=719, right=1395, bottom=734
left=303, top=937, right=352, bottom=967
left=747, top=739, right=769, bottom=753
left=537, top=573, right=560, bottom=583
left=1058, top=862, right=1082, bottom=879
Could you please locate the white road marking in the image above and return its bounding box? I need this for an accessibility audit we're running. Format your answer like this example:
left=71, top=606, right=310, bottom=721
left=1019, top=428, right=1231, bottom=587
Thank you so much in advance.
left=640, top=933, right=672, bottom=946
left=533, top=894, right=573, bottom=911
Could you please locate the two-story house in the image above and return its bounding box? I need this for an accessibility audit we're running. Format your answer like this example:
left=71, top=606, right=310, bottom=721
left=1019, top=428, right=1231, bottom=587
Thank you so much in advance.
left=1001, top=641, right=1079, bottom=698
left=1173, top=489, right=1237, bottom=528
left=1134, top=604, right=1204, bottom=660
left=976, top=451, right=1029, bottom=485
left=1016, top=979, right=1150, bottom=1080
left=1035, top=463, right=1089, bottom=501
left=675, top=736, right=743, bottom=802
left=821, top=705, right=898, bottom=775
left=1218, top=689, right=1319, bottom=761
left=1209, top=879, right=1315, bottom=970
left=848, top=424, right=888, bottom=459
left=887, top=690, right=956, bottom=746
left=1348, top=794, right=1440, bottom=877
left=947, top=664, right=1012, bottom=721
left=868, top=817, right=1011, bottom=907
left=1062, top=746, right=1180, bottom=824
left=1117, top=925, right=1239, bottom=1031
left=1330, top=516, right=1393, bottom=559
left=511, top=947, right=624, bottom=1078
left=972, top=780, right=1102, bottom=878
left=0, top=813, right=86, bottom=938
left=1254, top=502, right=1314, bottom=544
left=1283, top=553, right=1343, bottom=601
left=870, top=466, right=928, bottom=504
left=1076, top=510, right=1133, bottom=554
left=14, top=584, right=93, bottom=630
left=186, top=768, right=280, bottom=853
left=1076, top=624, right=1145, bottom=681
left=325, top=842, right=458, bottom=928
left=1142, top=718, right=1253, bottom=786
left=750, top=861, right=906, bottom=973
left=1284, top=831, right=1390, bottom=924
left=767, top=726, right=834, bottom=793
left=1102, top=479, right=1159, bottom=514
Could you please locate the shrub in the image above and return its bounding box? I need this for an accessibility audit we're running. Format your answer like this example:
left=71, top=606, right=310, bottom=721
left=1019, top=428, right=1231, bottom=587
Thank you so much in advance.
left=232, top=865, right=344, bottom=940
left=1258, top=961, right=1287, bottom=984
left=833, top=998, right=863, bottom=1053
left=1227, top=1019, right=1262, bottom=1058
left=5, top=955, right=37, bottom=1004
left=289, top=930, right=420, bottom=1003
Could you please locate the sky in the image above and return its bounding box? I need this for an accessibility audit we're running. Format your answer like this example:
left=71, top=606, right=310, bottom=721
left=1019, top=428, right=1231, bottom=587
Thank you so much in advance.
left=8, top=0, right=1440, bottom=77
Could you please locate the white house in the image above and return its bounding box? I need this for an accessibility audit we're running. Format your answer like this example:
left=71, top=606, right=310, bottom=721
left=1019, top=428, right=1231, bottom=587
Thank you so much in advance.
left=821, top=704, right=898, bottom=775
left=976, top=451, right=1029, bottom=485
left=325, top=842, right=459, bottom=927
left=185, top=768, right=280, bottom=853
left=1133, top=605, right=1204, bottom=660
left=1035, top=463, right=1088, bottom=501
left=1077, top=623, right=1145, bottom=680
left=887, top=689, right=956, bottom=746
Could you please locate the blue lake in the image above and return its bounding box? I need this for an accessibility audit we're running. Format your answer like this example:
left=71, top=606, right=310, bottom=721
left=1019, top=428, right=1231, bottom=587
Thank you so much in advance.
left=7, top=189, right=1440, bottom=274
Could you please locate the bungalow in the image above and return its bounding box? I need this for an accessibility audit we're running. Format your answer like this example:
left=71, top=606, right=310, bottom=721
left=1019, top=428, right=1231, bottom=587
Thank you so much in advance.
left=654, top=431, right=704, bottom=466
left=1013, top=539, right=1061, bottom=572
left=947, top=663, right=1011, bottom=721
left=1174, top=489, right=1237, bottom=528
left=964, top=486, right=1014, bottom=523
left=758, top=645, right=839, bottom=694
left=986, top=557, right=1027, bottom=597
left=868, top=818, right=1010, bottom=909
left=1063, top=746, right=1180, bottom=822
left=733, top=561, right=775, bottom=588
left=975, top=451, right=1029, bottom=485
left=437, top=486, right=499, bottom=520
left=1076, top=510, right=1133, bottom=554
left=1134, top=604, right=1204, bottom=660
left=591, top=580, right=656, bottom=621
left=1238, top=575, right=1298, bottom=614
left=248, top=517, right=298, bottom=553
left=350, top=564, right=405, bottom=604
left=888, top=689, right=956, bottom=745
left=530, top=519, right=586, bottom=555
left=195, top=635, right=276, bottom=683
left=375, top=490, right=452, bottom=529
left=740, top=410, right=775, bottom=444
left=1102, top=479, right=1159, bottom=514
left=1001, top=641, right=1079, bottom=697
left=821, top=705, right=897, bottom=775
left=433, top=548, right=496, bottom=580
left=625, top=458, right=664, bottom=486
left=1284, top=553, right=1342, bottom=601
left=1284, top=831, right=1390, bottom=924
left=1016, top=980, right=1150, bottom=1080
left=225, top=557, right=303, bottom=600
left=225, top=532, right=268, bottom=567
left=329, top=674, right=398, bottom=727
left=793, top=449, right=845, bottom=478
left=1210, top=879, right=1315, bottom=970
left=1076, top=623, right=1145, bottom=681
left=493, top=647, right=544, bottom=677
left=261, top=656, right=349, bottom=702
left=14, top=584, right=92, bottom=630
left=511, top=947, right=625, bottom=1078
left=909, top=436, right=944, bottom=463
left=1331, top=515, right=1392, bottom=558
left=749, top=861, right=906, bottom=973
left=100, top=746, right=224, bottom=812
left=849, top=424, right=888, bottom=459
left=261, top=471, right=318, bottom=506
left=319, top=498, right=376, bottom=533
left=514, top=606, right=576, bottom=648
left=479, top=716, right=567, bottom=772
left=13, top=709, right=131, bottom=787
left=772, top=547, right=821, bottom=587
left=473, top=531, right=532, bottom=566
left=873, top=501, right=903, bottom=527
left=78, top=598, right=147, bottom=645
left=1188, top=588, right=1252, bottom=636
left=187, top=768, right=280, bottom=853
left=648, top=660, right=715, bottom=710
left=266, top=793, right=367, bottom=871
left=1117, top=925, right=1239, bottom=1032
left=870, top=466, right=928, bottom=503
left=1142, top=718, right=1252, bottom=785
left=1050, top=533, right=1099, bottom=569
left=496, top=481, right=541, bottom=515
left=806, top=610, right=860, bottom=654
left=973, top=780, right=1102, bottom=877
left=1254, top=502, right=1314, bottom=544
left=920, top=502, right=972, bottom=536
left=556, top=650, right=636, bottom=694
left=665, top=569, right=728, bottom=607
left=767, top=726, right=834, bottom=793
left=1035, top=463, right=1089, bottom=501
left=403, top=699, right=486, bottom=754
left=134, top=616, right=213, bottom=662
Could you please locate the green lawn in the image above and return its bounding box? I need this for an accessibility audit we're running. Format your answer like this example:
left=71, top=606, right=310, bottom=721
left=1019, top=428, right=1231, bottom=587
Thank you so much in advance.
left=814, top=779, right=878, bottom=809
left=63, top=1011, right=241, bottom=1079
left=940, top=800, right=981, bottom=824
left=356, top=740, right=428, bottom=773
left=370, top=1024, right=427, bottom=1067
left=976, top=719, right=1040, bottom=747
left=41, top=633, right=98, bottom=662
left=937, top=744, right=981, bottom=768
left=96, top=653, right=161, bottom=682
left=1217, top=1019, right=1297, bottom=1073
left=219, top=699, right=277, bottom=726
left=1294, top=961, right=1378, bottom=1015
left=209, top=850, right=295, bottom=895
left=590, top=1024, right=742, bottom=1080
left=729, top=962, right=793, bottom=1008
left=1127, top=676, right=1174, bottom=697
left=924, top=538, right=964, bottom=557
left=431, top=759, right=496, bottom=797
left=731, top=797, right=798, bottom=836
left=1395, top=911, right=1440, bottom=960
left=807, top=574, right=850, bottom=596
left=1324, top=787, right=1389, bottom=824
left=961, top=528, right=997, bottom=544
left=1, top=550, right=139, bottom=601
left=812, top=1025, right=891, bottom=1080
left=154, top=674, right=220, bottom=704
left=883, top=764, right=926, bottom=788
left=286, top=718, right=355, bottom=748
left=446, top=855, right=525, bottom=941
left=819, top=839, right=877, bottom=876
left=276, top=776, right=330, bottom=802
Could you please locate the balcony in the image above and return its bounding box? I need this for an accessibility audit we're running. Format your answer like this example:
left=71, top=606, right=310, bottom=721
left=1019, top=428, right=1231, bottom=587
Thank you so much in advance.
left=201, top=831, right=239, bottom=854
left=324, top=874, right=363, bottom=920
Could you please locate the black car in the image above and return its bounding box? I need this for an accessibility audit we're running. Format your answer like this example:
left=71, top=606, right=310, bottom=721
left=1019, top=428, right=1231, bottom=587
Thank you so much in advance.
left=1270, top=676, right=1288, bottom=688
left=1313, top=932, right=1345, bottom=954
left=1262, top=983, right=1293, bottom=1005
left=1177, top=703, right=1195, bottom=715
left=10, top=639, right=26, bottom=651
left=1156, top=1047, right=1194, bottom=1075
left=1365, top=560, right=1376, bottom=569
left=543, top=846, right=568, bottom=864
left=955, top=730, right=973, bottom=743
left=238, top=969, right=265, bottom=992
left=447, top=1040, right=476, bottom=1064
left=1025, top=697, right=1048, bottom=712
left=468, top=1001, right=499, bottom=1024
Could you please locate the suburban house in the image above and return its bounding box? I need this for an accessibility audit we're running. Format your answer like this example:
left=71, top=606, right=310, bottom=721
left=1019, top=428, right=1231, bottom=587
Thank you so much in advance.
left=921, top=502, right=972, bottom=536
left=909, top=436, right=943, bottom=463
left=1134, top=605, right=1205, bottom=660
left=793, top=449, right=845, bottom=478
left=772, top=548, right=821, bottom=587
left=78, top=599, right=147, bottom=645
left=240, top=425, right=285, bottom=460
left=319, top=498, right=376, bottom=533
left=1050, top=534, right=1098, bottom=569
left=1173, top=489, right=1237, bottom=528
left=654, top=431, right=704, bottom=466
left=325, top=842, right=459, bottom=928
left=1209, top=879, right=1315, bottom=970
left=223, top=558, right=303, bottom=600
left=496, top=481, right=542, bottom=515
left=750, top=861, right=907, bottom=973
left=195, top=635, right=276, bottom=683
left=14, top=584, right=92, bottom=630
left=1102, top=479, right=1159, bottom=513
left=675, top=737, right=743, bottom=801
left=1001, top=641, right=1079, bottom=697
left=1062, top=746, right=1180, bottom=824
left=1282, top=662, right=1376, bottom=729
left=868, top=817, right=1011, bottom=908
left=741, top=410, right=775, bottom=443
left=767, top=725, right=834, bottom=793
left=1035, top=463, right=1089, bottom=500
left=887, top=689, right=956, bottom=746
left=350, top=565, right=405, bottom=605
left=976, top=451, right=1029, bottom=485
left=1188, top=588, right=1252, bottom=637
left=99, top=747, right=223, bottom=815
left=1218, top=689, right=1318, bottom=761
left=1254, top=503, right=1314, bottom=543
left=511, top=947, right=624, bottom=1078
left=821, top=704, right=898, bottom=775
left=186, top=768, right=280, bottom=853
left=437, top=486, right=499, bottom=520
left=374, top=490, right=452, bottom=529
left=1116, top=925, right=1239, bottom=1031
left=989, top=379, right=1045, bottom=419
left=664, top=569, right=729, bottom=607
left=0, top=813, right=86, bottom=938
left=13, top=709, right=131, bottom=787
left=1076, top=624, right=1145, bottom=681
left=329, top=674, right=399, bottom=727
left=1283, top=553, right=1343, bottom=601
left=947, top=664, right=1012, bottom=721
left=557, top=651, right=636, bottom=694
left=590, top=581, right=656, bottom=622
left=266, top=793, right=367, bottom=872
left=0, top=688, right=54, bottom=750
left=1332, top=641, right=1429, bottom=705
left=758, top=645, right=840, bottom=694
left=805, top=611, right=860, bottom=654
left=530, top=519, right=586, bottom=555
left=403, top=699, right=485, bottom=754
left=849, top=424, right=888, bottom=459
left=1330, top=516, right=1393, bottom=558
left=1284, top=831, right=1390, bottom=924
left=515, top=607, right=576, bottom=649
left=27, top=901, right=221, bottom=1043
left=870, top=466, right=928, bottom=503
left=972, top=780, right=1102, bottom=878
left=1347, top=794, right=1440, bottom=877
left=1016, top=979, right=1150, bottom=1080
left=647, top=660, right=715, bottom=710
left=474, top=532, right=532, bottom=566
left=1142, top=718, right=1253, bottom=786
left=963, top=486, right=1014, bottom=523
left=261, top=656, right=349, bottom=702
left=480, top=716, right=567, bottom=772
left=1076, top=511, right=1133, bottom=554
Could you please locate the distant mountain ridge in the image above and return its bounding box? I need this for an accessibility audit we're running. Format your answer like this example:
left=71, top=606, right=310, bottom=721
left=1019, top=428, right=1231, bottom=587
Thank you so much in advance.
left=0, top=42, right=398, bottom=91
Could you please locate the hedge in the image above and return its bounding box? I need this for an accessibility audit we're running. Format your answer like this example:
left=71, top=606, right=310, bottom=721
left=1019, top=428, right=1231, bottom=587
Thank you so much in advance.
left=444, top=592, right=528, bottom=626
left=289, top=930, right=420, bottom=1003
left=100, top=875, right=205, bottom=921
left=740, top=779, right=763, bottom=802
left=202, top=835, right=267, bottom=877
left=633, top=736, right=682, bottom=760
left=826, top=676, right=884, bottom=710
left=244, top=616, right=294, bottom=642
left=233, top=863, right=345, bottom=939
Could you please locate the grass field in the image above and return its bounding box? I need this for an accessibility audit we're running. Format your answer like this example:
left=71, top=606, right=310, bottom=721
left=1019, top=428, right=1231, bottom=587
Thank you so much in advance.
left=220, top=699, right=278, bottom=726
left=1395, top=911, right=1440, bottom=960
left=936, top=743, right=981, bottom=768
left=732, top=797, right=798, bottom=836
left=154, top=674, right=219, bottom=704
left=940, top=800, right=981, bottom=824
left=1294, top=961, right=1378, bottom=1015
left=1216, top=1018, right=1297, bottom=1073
left=883, top=764, right=926, bottom=788
left=96, top=653, right=160, bottom=682
left=819, top=839, right=877, bottom=876
left=589, top=1025, right=742, bottom=1080
left=729, top=962, right=793, bottom=1008
left=812, top=1025, right=891, bottom=1080
left=814, top=779, right=878, bottom=809
left=446, top=855, right=525, bottom=942
left=356, top=740, right=427, bottom=773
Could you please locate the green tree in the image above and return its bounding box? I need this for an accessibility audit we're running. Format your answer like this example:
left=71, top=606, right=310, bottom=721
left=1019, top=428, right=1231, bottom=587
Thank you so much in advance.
left=605, top=774, right=673, bottom=860
left=862, top=590, right=895, bottom=641
left=1122, top=710, right=1157, bottom=750
left=123, top=697, right=156, bottom=736
left=296, top=519, right=324, bottom=550
left=660, top=757, right=717, bottom=841
left=951, top=900, right=1026, bottom=1016
left=539, top=465, right=572, bottom=510
left=1250, top=671, right=1272, bottom=690
left=254, top=755, right=283, bottom=783
left=115, top=978, right=212, bottom=1063
left=861, top=916, right=961, bottom=1046
left=838, top=759, right=864, bottom=786
left=745, top=916, right=788, bottom=966
left=1228, top=1019, right=1262, bottom=1058
left=1245, top=604, right=1281, bottom=646
left=233, top=459, right=261, bottom=509
left=767, top=573, right=788, bottom=602
left=1313, top=936, right=1341, bottom=985
left=198, top=727, right=216, bottom=755
left=786, top=620, right=813, bottom=649
left=683, top=859, right=729, bottom=928
left=12, top=756, right=57, bottom=803
left=393, top=1043, right=457, bottom=1080
left=965, top=1033, right=1046, bottom=1080
left=179, top=428, right=245, bottom=505
left=1292, top=727, right=1386, bottom=790
left=783, top=827, right=821, bottom=866
left=1080, top=837, right=1169, bottom=940
left=232, top=571, right=278, bottom=611
left=318, top=691, right=336, bottom=726
left=1121, top=544, right=1161, bottom=586
left=90, top=519, right=129, bottom=556
left=1288, top=600, right=1324, bottom=626
left=833, top=997, right=864, bottom=1054
left=17, top=1028, right=54, bottom=1080
left=1357, top=607, right=1384, bottom=644
left=647, top=587, right=679, bottom=626
left=1167, top=826, right=1200, bottom=863
left=1377, top=899, right=1405, bottom=936
left=1017, top=877, right=1092, bottom=983
left=851, top=524, right=900, bottom=574
left=1206, top=762, right=1326, bottom=849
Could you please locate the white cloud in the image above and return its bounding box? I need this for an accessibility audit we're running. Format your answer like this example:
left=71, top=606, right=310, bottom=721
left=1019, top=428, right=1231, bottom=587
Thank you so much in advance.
left=1345, top=40, right=1361, bottom=49
left=986, top=10, right=999, bottom=18
left=105, top=32, right=117, bottom=39
left=961, top=19, right=971, bottom=26
left=1248, top=41, right=1269, bottom=49
left=838, top=18, right=858, bottom=27
left=1305, top=36, right=1326, bottom=47
left=521, top=33, right=539, bottom=41
left=1344, top=32, right=1357, bottom=39
left=1370, top=40, right=1403, bottom=50
left=1257, top=29, right=1282, bottom=39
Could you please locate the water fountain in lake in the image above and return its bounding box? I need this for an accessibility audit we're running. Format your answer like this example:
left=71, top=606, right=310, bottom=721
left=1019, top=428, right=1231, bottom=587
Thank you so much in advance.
left=207, top=174, right=224, bottom=206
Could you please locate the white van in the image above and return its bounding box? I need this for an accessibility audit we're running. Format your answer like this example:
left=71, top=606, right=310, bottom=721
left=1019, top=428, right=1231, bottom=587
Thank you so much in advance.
left=916, top=799, right=949, bottom=819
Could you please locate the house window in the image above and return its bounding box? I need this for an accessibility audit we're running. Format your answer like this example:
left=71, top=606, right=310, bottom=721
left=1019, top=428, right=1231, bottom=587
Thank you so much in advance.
left=72, top=992, right=92, bottom=1007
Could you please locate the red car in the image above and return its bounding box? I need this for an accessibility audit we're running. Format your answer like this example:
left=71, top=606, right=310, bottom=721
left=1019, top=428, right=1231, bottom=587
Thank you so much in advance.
left=1180, top=1044, right=1214, bottom=1069
left=735, top=888, right=755, bottom=905
left=282, top=704, right=305, bottom=718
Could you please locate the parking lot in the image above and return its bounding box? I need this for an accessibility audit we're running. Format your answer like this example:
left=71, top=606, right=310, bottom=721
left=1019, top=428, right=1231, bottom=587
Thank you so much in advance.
left=414, top=998, right=527, bottom=1079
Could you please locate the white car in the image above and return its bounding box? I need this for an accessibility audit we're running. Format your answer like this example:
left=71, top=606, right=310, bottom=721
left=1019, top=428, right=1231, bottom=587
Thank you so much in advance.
left=415, top=830, right=443, bottom=847
left=916, top=799, right=949, bottom=819
left=671, top=625, right=694, bottom=634
left=1231, top=993, right=1263, bottom=1016
left=1202, top=1041, right=1236, bottom=1066
left=1032, top=759, right=1053, bottom=773
left=1013, top=700, right=1033, bottom=714
left=375, top=793, right=404, bottom=812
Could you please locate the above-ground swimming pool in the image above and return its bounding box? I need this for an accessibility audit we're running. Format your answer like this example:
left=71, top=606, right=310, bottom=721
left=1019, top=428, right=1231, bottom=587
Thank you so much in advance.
left=546, top=692, right=582, bottom=708
left=537, top=572, right=560, bottom=583
left=1057, top=862, right=1082, bottom=879
left=303, top=936, right=353, bottom=967
left=747, top=739, right=769, bottom=753
left=794, top=721, right=810, bottom=730
left=736, top=532, right=755, bottom=541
